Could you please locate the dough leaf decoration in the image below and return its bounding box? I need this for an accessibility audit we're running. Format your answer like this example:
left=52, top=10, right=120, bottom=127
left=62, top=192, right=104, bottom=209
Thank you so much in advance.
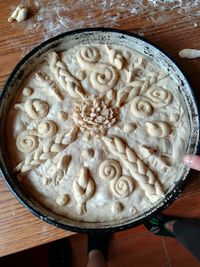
left=55, top=127, right=79, bottom=145
left=76, top=47, right=119, bottom=92
left=102, top=136, right=164, bottom=202
left=35, top=72, right=63, bottom=101
left=43, top=164, right=64, bottom=186
left=73, top=166, right=95, bottom=215
left=42, top=155, right=71, bottom=186
left=47, top=51, right=84, bottom=98
left=139, top=145, right=172, bottom=172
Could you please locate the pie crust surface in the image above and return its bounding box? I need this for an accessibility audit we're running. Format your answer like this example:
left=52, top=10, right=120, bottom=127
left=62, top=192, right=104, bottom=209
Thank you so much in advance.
left=6, top=44, right=190, bottom=222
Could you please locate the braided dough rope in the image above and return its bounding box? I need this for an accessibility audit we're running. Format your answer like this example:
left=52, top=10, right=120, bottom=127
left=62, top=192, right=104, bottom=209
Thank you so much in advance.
left=35, top=72, right=63, bottom=101
left=47, top=51, right=84, bottom=98
left=73, top=166, right=95, bottom=215
left=102, top=136, right=164, bottom=202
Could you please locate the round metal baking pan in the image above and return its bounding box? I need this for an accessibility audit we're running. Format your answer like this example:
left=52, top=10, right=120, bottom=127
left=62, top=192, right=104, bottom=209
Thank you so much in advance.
left=0, top=28, right=199, bottom=233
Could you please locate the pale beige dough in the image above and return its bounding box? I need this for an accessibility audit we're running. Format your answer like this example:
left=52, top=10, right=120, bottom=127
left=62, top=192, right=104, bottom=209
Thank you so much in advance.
left=6, top=43, right=190, bottom=223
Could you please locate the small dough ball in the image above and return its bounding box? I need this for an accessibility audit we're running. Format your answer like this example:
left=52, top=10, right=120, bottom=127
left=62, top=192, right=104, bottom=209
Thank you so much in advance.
left=111, top=202, right=123, bottom=214
left=123, top=123, right=136, bottom=133
left=169, top=113, right=179, bottom=123
left=23, top=87, right=33, bottom=96
left=82, top=148, right=94, bottom=160
left=58, top=111, right=68, bottom=121
left=76, top=71, right=86, bottom=81
left=56, top=194, right=69, bottom=206
left=129, top=207, right=137, bottom=214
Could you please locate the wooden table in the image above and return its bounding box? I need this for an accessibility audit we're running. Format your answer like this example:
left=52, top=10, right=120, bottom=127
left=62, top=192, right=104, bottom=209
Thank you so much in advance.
left=0, top=0, right=200, bottom=257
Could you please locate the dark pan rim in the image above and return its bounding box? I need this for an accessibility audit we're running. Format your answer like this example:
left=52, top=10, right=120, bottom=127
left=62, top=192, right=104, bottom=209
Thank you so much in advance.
left=0, top=27, right=199, bottom=233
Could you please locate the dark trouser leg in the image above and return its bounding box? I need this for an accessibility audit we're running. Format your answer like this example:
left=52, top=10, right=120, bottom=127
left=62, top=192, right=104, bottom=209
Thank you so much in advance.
left=173, top=219, right=200, bottom=261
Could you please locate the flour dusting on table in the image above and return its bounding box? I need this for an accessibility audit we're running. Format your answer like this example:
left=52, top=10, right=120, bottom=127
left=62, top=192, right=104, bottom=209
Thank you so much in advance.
left=8, top=0, right=200, bottom=56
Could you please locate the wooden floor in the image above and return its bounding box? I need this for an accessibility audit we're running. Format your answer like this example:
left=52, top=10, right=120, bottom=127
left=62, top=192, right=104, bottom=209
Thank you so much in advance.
left=1, top=172, right=200, bottom=267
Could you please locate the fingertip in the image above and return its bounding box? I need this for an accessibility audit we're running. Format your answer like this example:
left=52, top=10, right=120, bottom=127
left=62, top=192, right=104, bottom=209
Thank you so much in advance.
left=183, top=154, right=193, bottom=166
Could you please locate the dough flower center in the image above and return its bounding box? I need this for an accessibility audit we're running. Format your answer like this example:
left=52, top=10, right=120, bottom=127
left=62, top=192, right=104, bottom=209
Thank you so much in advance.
left=73, top=95, right=118, bottom=137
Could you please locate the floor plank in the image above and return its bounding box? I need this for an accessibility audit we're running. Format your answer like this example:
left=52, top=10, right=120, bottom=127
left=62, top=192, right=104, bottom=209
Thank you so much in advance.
left=162, top=237, right=200, bottom=267
left=108, top=233, right=169, bottom=267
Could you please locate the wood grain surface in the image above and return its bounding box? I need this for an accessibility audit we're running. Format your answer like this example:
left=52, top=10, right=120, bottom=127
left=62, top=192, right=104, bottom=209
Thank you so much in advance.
left=0, top=0, right=200, bottom=257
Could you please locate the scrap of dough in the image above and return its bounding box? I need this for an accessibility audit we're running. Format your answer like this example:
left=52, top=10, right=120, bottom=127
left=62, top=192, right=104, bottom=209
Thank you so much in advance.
left=179, top=49, right=200, bottom=59
left=8, top=5, right=28, bottom=22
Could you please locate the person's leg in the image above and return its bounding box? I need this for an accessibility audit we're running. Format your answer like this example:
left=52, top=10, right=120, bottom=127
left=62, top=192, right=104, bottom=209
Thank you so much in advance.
left=144, top=214, right=200, bottom=261
left=87, top=250, right=107, bottom=267
left=166, top=219, right=200, bottom=261
left=86, top=233, right=110, bottom=267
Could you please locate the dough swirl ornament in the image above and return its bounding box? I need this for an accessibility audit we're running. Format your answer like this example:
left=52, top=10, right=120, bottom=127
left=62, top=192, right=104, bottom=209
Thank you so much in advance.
left=102, top=136, right=164, bottom=202
left=145, top=85, right=172, bottom=108
left=73, top=166, right=95, bottom=215
left=47, top=51, right=84, bottom=98
left=37, top=120, right=57, bottom=138
left=24, top=99, right=49, bottom=120
left=99, top=159, right=122, bottom=181
left=131, top=96, right=153, bottom=118
left=16, top=131, right=38, bottom=153
left=76, top=47, right=119, bottom=92
left=111, top=176, right=134, bottom=198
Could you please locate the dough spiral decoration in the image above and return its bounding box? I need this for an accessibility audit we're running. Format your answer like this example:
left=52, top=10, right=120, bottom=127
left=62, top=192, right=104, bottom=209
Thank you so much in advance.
left=47, top=51, right=84, bottom=98
left=102, top=136, right=164, bottom=202
left=111, top=176, right=134, bottom=198
left=78, top=46, right=100, bottom=64
left=145, top=121, right=171, bottom=138
left=37, top=120, right=57, bottom=138
left=131, top=96, right=153, bottom=118
left=16, top=131, right=38, bottom=153
left=99, top=159, right=122, bottom=181
left=76, top=47, right=119, bottom=92
left=24, top=99, right=49, bottom=119
left=73, top=166, right=95, bottom=215
left=90, top=66, right=118, bottom=92
left=145, top=85, right=172, bottom=108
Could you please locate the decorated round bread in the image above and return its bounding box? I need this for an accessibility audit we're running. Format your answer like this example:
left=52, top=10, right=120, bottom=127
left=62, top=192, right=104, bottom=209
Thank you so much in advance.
left=6, top=44, right=190, bottom=222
